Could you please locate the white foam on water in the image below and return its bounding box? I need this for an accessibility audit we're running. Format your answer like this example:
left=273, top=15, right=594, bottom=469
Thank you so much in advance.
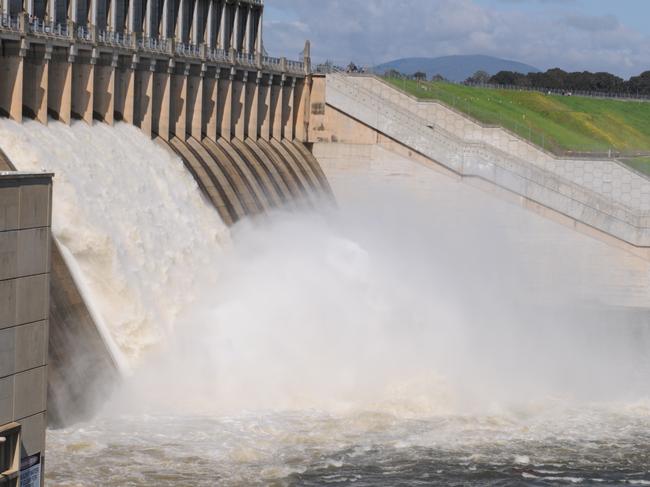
left=0, top=119, right=229, bottom=370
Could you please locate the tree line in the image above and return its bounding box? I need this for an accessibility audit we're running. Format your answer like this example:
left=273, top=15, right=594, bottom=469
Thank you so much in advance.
left=384, top=67, right=650, bottom=96
left=483, top=68, right=650, bottom=95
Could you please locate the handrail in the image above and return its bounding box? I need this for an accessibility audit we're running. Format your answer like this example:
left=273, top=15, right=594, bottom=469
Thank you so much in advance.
left=0, top=13, right=19, bottom=31
left=29, top=19, right=68, bottom=37
left=0, top=16, right=307, bottom=75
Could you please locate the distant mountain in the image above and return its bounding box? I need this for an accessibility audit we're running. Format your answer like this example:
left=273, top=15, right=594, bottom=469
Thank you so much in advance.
left=372, top=55, right=540, bottom=82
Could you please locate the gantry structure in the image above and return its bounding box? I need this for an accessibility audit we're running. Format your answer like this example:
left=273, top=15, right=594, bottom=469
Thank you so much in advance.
left=0, top=0, right=311, bottom=143
left=0, top=0, right=276, bottom=58
left=0, top=0, right=305, bottom=73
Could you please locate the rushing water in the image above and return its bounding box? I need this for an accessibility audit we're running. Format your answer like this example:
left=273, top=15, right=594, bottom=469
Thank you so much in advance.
left=1, top=120, right=649, bottom=485
left=45, top=406, right=650, bottom=486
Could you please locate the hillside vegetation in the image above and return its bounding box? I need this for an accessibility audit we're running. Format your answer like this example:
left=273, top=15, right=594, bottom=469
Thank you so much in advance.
left=373, top=55, right=540, bottom=83
left=384, top=78, right=650, bottom=165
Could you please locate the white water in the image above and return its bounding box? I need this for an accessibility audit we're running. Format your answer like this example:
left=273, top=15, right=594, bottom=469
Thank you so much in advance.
left=0, top=119, right=229, bottom=369
left=0, top=120, right=648, bottom=484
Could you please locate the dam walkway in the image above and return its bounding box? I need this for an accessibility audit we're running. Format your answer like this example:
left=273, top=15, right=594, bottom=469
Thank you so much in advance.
left=325, top=73, right=650, bottom=253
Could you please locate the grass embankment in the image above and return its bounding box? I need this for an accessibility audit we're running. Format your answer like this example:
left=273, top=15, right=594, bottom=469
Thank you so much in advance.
left=384, top=78, right=650, bottom=169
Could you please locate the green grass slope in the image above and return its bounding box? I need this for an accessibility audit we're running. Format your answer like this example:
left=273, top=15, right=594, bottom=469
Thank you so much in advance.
left=385, top=78, right=650, bottom=160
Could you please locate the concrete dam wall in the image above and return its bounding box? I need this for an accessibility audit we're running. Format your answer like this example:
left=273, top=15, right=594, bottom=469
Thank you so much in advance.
left=0, top=0, right=333, bottom=426
left=0, top=127, right=330, bottom=426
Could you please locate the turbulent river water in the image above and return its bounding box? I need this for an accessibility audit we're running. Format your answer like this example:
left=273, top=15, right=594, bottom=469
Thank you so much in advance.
left=1, top=120, right=649, bottom=486
left=46, top=405, right=650, bottom=486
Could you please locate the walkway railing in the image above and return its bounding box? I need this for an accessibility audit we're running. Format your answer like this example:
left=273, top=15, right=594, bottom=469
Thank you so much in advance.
left=206, top=47, right=228, bottom=62
left=327, top=72, right=650, bottom=245
left=0, top=13, right=19, bottom=31
left=29, top=18, right=69, bottom=37
left=0, top=14, right=305, bottom=75
left=97, top=30, right=132, bottom=48
left=139, top=36, right=168, bottom=53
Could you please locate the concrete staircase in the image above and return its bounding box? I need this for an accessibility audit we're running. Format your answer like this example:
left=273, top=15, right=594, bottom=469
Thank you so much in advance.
left=325, top=73, right=650, bottom=249
left=348, top=75, right=650, bottom=212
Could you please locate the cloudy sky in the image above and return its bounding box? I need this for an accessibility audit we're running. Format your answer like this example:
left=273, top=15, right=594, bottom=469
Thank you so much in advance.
left=263, top=0, right=650, bottom=78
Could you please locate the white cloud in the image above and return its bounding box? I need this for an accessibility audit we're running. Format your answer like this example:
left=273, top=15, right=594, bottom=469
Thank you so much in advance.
left=263, top=0, right=650, bottom=78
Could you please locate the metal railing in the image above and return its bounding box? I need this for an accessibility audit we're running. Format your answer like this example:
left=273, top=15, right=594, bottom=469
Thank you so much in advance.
left=206, top=47, right=228, bottom=62
left=286, top=60, right=304, bottom=74
left=236, top=51, right=255, bottom=66
left=0, top=13, right=19, bottom=31
left=462, top=80, right=650, bottom=102
left=0, top=15, right=306, bottom=75
left=383, top=76, right=650, bottom=159
left=139, top=36, right=168, bottom=53
left=97, top=30, right=132, bottom=47
left=29, top=19, right=68, bottom=37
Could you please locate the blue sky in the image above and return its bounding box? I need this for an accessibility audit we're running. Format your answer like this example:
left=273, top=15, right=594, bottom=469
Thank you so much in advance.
left=476, top=0, right=650, bottom=35
left=263, top=0, right=650, bottom=78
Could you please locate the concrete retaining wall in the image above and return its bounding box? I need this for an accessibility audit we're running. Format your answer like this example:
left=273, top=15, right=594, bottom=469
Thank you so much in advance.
left=350, top=75, right=650, bottom=212
left=323, top=73, right=650, bottom=251
left=314, top=141, right=650, bottom=309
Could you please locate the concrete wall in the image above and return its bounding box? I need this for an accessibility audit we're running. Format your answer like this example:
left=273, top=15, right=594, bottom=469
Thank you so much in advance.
left=315, top=141, right=650, bottom=310
left=0, top=171, right=52, bottom=487
left=349, top=75, right=650, bottom=213
left=321, top=73, right=650, bottom=253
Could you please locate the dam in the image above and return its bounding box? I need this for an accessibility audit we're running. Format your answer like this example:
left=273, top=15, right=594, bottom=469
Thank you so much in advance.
left=0, top=0, right=649, bottom=484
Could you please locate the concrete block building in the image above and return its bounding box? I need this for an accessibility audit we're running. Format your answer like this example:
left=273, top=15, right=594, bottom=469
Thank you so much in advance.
left=0, top=171, right=52, bottom=487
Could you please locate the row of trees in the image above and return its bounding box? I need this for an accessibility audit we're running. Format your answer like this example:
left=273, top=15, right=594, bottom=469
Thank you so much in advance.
left=479, top=68, right=650, bottom=95
left=384, top=67, right=650, bottom=96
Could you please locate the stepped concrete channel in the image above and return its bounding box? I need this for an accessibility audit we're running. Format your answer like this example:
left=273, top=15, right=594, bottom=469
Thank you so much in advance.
left=310, top=72, right=650, bottom=310
left=319, top=73, right=650, bottom=255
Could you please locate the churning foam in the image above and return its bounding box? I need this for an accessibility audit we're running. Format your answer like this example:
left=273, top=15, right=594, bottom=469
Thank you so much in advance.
left=0, top=119, right=229, bottom=370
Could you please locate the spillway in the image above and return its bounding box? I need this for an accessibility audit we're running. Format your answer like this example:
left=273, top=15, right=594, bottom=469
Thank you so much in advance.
left=0, top=119, right=233, bottom=424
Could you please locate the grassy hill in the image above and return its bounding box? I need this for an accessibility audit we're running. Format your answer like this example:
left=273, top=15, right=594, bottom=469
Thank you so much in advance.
left=384, top=78, right=650, bottom=172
